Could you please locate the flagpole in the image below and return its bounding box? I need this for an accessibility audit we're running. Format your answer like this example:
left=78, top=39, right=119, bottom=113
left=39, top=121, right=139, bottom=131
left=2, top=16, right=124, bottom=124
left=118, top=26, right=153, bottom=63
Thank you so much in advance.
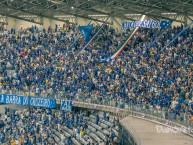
left=110, top=15, right=146, bottom=59
left=147, top=20, right=173, bottom=48
left=77, top=16, right=110, bottom=56
left=163, top=20, right=193, bottom=50
left=51, top=34, right=82, bottom=64
left=51, top=21, right=93, bottom=64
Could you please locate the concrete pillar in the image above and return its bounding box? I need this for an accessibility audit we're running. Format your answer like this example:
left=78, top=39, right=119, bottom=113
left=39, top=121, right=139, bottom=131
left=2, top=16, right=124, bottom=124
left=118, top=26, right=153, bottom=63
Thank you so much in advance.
left=112, top=17, right=123, bottom=32
left=183, top=15, right=188, bottom=26
left=43, top=18, right=51, bottom=30
left=7, top=17, right=16, bottom=30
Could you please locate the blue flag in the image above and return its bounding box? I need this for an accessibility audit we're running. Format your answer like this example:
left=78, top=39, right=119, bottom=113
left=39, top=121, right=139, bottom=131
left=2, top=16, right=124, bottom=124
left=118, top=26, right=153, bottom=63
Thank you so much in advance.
left=78, top=24, right=93, bottom=42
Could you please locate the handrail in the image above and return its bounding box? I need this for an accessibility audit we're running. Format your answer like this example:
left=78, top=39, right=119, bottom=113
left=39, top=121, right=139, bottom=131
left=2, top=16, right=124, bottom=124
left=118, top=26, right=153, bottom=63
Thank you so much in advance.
left=0, top=89, right=193, bottom=140
left=69, top=101, right=193, bottom=137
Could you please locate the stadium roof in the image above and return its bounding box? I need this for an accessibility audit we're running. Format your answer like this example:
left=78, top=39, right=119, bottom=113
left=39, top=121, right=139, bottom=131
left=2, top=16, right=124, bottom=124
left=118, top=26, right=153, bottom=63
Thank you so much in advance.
left=0, top=0, right=193, bottom=24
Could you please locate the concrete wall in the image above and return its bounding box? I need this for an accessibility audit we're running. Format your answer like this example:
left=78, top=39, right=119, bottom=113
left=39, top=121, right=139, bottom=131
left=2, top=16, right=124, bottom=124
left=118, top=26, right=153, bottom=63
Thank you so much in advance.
left=171, top=21, right=182, bottom=27
left=7, top=17, right=64, bottom=31
left=112, top=17, right=122, bottom=31
left=77, top=17, right=105, bottom=26
left=7, top=17, right=15, bottom=30
left=6, top=17, right=67, bottom=31
left=43, top=18, right=51, bottom=30
left=77, top=17, right=88, bottom=26
left=77, top=17, right=122, bottom=31
left=50, top=19, right=65, bottom=29
left=187, top=16, right=193, bottom=28
left=7, top=17, right=42, bottom=30
left=5, top=16, right=193, bottom=31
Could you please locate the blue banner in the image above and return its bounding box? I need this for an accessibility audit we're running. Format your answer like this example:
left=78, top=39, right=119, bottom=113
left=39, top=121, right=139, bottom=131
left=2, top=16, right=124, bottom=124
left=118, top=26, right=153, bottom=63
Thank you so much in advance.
left=60, top=100, right=72, bottom=112
left=122, top=20, right=172, bottom=29
left=78, top=24, right=93, bottom=42
left=0, top=94, right=56, bottom=108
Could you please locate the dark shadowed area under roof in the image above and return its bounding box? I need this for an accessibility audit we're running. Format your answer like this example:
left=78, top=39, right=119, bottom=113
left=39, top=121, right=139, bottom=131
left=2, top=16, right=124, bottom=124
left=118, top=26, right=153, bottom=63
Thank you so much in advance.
left=0, top=0, right=192, bottom=24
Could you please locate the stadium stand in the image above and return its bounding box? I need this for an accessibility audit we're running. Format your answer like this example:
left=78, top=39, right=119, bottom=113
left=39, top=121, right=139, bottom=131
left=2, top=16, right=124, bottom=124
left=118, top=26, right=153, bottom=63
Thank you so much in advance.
left=0, top=25, right=193, bottom=123
left=0, top=11, right=193, bottom=145
left=0, top=107, right=119, bottom=145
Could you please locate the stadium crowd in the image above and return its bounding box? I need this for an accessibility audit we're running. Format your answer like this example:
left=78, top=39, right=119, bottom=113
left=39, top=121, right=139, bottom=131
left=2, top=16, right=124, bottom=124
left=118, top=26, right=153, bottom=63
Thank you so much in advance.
left=0, top=23, right=193, bottom=123
left=0, top=107, right=119, bottom=145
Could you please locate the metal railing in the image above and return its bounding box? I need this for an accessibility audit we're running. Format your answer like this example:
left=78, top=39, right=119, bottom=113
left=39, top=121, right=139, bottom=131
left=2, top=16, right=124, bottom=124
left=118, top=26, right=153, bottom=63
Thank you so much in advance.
left=119, top=123, right=140, bottom=145
left=0, top=89, right=193, bottom=140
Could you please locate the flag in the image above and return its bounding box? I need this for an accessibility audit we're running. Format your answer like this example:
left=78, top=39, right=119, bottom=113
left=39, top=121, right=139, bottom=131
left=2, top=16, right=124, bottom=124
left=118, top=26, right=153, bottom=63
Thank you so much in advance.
left=78, top=24, right=93, bottom=42
left=111, top=15, right=146, bottom=59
